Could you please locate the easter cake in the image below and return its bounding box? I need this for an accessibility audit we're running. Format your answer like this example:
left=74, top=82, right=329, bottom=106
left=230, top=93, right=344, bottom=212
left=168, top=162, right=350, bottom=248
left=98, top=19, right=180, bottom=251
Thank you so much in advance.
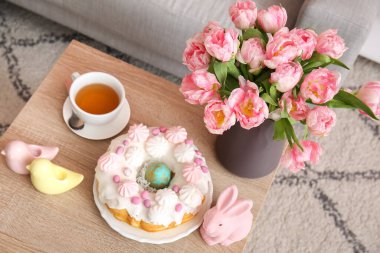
left=94, top=124, right=212, bottom=232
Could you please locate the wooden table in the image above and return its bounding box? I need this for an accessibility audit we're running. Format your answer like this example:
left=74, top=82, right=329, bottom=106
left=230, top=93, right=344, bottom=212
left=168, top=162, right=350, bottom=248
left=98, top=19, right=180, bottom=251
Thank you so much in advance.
left=0, top=41, right=278, bottom=253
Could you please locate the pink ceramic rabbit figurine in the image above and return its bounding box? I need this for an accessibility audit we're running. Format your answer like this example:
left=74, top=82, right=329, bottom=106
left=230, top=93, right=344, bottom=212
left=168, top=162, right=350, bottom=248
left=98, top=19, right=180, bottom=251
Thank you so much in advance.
left=200, top=185, right=253, bottom=246
left=1, top=140, right=59, bottom=174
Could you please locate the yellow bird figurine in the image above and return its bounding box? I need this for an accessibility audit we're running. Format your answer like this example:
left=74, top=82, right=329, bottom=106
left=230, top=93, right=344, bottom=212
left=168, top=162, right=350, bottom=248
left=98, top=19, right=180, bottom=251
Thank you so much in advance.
left=26, top=158, right=84, bottom=195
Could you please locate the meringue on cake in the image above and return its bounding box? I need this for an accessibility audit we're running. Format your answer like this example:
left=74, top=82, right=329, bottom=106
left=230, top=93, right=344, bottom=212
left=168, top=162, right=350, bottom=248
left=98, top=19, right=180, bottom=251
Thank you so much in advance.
left=94, top=124, right=212, bottom=232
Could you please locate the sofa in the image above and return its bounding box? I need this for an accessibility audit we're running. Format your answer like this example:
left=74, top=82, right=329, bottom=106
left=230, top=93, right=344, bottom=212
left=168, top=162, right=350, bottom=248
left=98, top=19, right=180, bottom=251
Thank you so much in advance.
left=7, top=0, right=380, bottom=80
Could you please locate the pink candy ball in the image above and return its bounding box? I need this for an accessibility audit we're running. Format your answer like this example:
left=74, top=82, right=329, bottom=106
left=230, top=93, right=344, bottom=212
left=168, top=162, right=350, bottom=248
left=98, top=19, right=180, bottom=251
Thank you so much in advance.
left=195, top=150, right=202, bottom=156
left=122, top=139, right=129, bottom=146
left=194, top=158, right=203, bottom=165
left=201, top=166, right=209, bottom=173
left=115, top=146, right=124, bottom=155
left=159, top=126, right=167, bottom=133
left=113, top=175, right=120, bottom=183
left=185, top=139, right=193, bottom=145
left=175, top=203, right=182, bottom=212
left=172, top=185, right=180, bottom=193
left=131, top=196, right=141, bottom=205
left=152, top=128, right=160, bottom=136
left=143, top=199, right=152, bottom=208
left=141, top=190, right=149, bottom=199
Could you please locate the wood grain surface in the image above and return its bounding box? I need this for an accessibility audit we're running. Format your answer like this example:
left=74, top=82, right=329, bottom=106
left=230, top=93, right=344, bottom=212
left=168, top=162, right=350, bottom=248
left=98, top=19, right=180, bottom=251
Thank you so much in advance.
left=0, top=41, right=279, bottom=253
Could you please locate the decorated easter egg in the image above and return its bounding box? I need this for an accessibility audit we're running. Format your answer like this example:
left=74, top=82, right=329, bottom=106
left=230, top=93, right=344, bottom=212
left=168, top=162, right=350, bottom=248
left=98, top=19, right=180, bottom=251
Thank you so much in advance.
left=145, top=162, right=173, bottom=189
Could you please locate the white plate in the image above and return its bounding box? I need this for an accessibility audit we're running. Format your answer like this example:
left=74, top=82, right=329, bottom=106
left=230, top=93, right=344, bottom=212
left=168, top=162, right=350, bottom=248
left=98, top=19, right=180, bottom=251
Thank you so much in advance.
left=93, top=180, right=213, bottom=244
left=62, top=97, right=130, bottom=140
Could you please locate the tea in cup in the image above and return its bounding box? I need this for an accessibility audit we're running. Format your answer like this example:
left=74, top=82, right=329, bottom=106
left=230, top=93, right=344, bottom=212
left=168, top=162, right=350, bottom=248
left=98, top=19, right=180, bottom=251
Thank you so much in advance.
left=69, top=72, right=126, bottom=125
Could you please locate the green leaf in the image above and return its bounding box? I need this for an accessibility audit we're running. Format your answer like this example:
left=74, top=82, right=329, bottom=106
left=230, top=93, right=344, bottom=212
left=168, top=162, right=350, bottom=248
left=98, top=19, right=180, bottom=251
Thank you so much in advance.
left=256, top=69, right=272, bottom=83
left=282, top=118, right=303, bottom=151
left=261, top=93, right=277, bottom=106
left=240, top=64, right=249, bottom=80
left=226, top=59, right=240, bottom=79
left=303, top=124, right=309, bottom=139
left=273, top=119, right=285, bottom=140
left=331, top=58, right=350, bottom=70
left=302, top=53, right=332, bottom=72
left=257, top=27, right=269, bottom=43
left=309, top=52, right=331, bottom=64
left=269, top=85, right=277, bottom=100
left=333, top=90, right=378, bottom=119
left=225, top=75, right=239, bottom=91
left=207, top=59, right=215, bottom=73
left=292, top=88, right=298, bottom=99
left=261, top=79, right=270, bottom=94
left=243, top=28, right=264, bottom=41
left=214, top=61, right=228, bottom=85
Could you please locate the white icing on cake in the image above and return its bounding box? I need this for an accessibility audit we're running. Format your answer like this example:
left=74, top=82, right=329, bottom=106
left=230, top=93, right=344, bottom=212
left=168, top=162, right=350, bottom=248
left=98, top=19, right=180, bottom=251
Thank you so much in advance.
left=145, top=135, right=170, bottom=158
left=125, top=146, right=144, bottom=168
left=95, top=124, right=212, bottom=228
left=174, top=143, right=196, bottom=163
left=155, top=188, right=178, bottom=208
left=179, top=185, right=203, bottom=209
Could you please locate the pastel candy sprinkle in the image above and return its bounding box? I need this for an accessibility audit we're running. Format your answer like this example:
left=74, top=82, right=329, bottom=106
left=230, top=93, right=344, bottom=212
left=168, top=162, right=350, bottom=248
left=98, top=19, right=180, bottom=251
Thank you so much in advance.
left=194, top=158, right=203, bottom=165
left=113, top=175, right=120, bottom=183
left=195, top=150, right=202, bottom=156
left=131, top=196, right=141, bottom=205
left=122, top=140, right=129, bottom=146
left=152, top=128, right=160, bottom=136
left=185, top=139, right=193, bottom=145
left=115, top=146, right=124, bottom=155
left=201, top=166, right=209, bottom=173
left=143, top=199, right=152, bottom=208
left=141, top=190, right=149, bottom=199
left=175, top=203, right=182, bottom=212
left=172, top=185, right=180, bottom=193
left=159, top=126, right=167, bottom=133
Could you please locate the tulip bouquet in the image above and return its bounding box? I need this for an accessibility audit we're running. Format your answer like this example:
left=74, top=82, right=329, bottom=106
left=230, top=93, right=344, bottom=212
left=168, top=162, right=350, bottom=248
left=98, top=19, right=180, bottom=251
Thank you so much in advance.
left=180, top=0, right=380, bottom=172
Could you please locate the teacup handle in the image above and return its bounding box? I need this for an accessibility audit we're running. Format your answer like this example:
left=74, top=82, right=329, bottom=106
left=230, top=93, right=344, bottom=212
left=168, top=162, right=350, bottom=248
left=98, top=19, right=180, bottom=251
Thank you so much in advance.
left=71, top=72, right=80, bottom=81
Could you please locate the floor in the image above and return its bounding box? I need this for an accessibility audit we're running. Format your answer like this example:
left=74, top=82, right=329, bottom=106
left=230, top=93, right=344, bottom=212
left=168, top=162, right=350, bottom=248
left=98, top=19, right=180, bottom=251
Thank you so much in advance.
left=0, top=1, right=379, bottom=252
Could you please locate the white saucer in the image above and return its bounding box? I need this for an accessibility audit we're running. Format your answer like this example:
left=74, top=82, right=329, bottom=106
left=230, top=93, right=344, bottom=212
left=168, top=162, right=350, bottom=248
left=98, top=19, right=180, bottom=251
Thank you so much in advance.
left=93, top=180, right=213, bottom=244
left=62, top=97, right=131, bottom=140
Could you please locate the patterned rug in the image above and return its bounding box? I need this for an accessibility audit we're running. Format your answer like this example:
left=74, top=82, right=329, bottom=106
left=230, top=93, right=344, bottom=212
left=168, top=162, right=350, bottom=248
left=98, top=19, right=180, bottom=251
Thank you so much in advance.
left=1, top=1, right=379, bottom=252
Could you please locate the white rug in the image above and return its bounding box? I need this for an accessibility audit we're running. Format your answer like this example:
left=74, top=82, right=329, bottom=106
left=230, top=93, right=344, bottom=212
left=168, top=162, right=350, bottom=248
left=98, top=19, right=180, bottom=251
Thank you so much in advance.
left=0, top=1, right=379, bottom=252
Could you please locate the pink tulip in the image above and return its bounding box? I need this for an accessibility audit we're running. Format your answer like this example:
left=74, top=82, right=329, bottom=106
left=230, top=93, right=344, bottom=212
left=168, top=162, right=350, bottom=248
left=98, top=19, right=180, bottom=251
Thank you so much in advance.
left=300, top=68, right=341, bottom=104
left=183, top=33, right=211, bottom=71
left=204, top=100, right=236, bottom=134
left=203, top=21, right=222, bottom=36
left=180, top=70, right=221, bottom=105
left=229, top=0, right=257, bottom=30
left=306, top=106, right=336, bottom=137
left=290, top=28, right=318, bottom=60
left=280, top=140, right=322, bottom=173
left=236, top=37, right=266, bottom=73
left=228, top=76, right=268, bottom=129
left=270, top=61, right=303, bottom=92
left=257, top=5, right=287, bottom=34
left=279, top=91, right=310, bottom=121
left=204, top=27, right=239, bottom=62
left=264, top=28, right=301, bottom=69
left=356, top=81, right=380, bottom=117
left=316, top=29, right=347, bottom=59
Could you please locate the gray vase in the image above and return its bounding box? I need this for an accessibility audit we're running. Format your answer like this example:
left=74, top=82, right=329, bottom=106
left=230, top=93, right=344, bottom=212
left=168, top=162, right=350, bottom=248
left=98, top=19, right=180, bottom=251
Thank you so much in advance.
left=215, top=119, right=285, bottom=179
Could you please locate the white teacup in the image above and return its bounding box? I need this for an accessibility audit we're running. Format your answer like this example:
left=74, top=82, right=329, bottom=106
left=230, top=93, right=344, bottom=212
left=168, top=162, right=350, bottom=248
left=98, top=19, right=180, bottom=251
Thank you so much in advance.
left=69, top=72, right=126, bottom=125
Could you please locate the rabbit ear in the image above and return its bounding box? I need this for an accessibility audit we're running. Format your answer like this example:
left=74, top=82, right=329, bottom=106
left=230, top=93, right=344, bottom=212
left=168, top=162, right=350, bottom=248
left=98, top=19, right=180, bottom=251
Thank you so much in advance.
left=225, top=199, right=253, bottom=217
left=216, top=185, right=238, bottom=211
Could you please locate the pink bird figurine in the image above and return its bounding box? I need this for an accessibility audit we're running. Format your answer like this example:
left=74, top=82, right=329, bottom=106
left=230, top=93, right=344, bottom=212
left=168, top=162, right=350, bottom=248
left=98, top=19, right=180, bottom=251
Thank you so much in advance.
left=200, top=185, right=253, bottom=246
left=1, top=140, right=59, bottom=174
